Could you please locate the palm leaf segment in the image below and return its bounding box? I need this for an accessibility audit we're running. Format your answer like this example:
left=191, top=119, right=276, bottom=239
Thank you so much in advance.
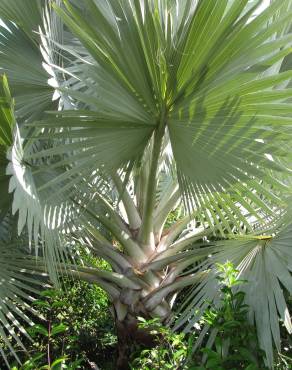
left=0, top=0, right=62, bottom=121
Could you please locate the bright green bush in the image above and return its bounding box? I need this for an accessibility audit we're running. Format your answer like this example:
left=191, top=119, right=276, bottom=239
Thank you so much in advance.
left=192, top=262, right=267, bottom=370
left=3, top=251, right=117, bottom=370
left=130, top=317, right=190, bottom=370
left=8, top=280, right=116, bottom=369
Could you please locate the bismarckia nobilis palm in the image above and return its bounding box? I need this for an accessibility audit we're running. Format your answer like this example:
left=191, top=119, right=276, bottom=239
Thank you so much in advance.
left=0, top=0, right=292, bottom=368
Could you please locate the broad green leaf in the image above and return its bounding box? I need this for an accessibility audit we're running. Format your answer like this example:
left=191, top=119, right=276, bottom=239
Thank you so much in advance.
left=51, top=323, right=68, bottom=337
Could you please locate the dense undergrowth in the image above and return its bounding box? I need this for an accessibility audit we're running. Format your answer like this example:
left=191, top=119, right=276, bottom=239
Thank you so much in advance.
left=1, top=259, right=291, bottom=370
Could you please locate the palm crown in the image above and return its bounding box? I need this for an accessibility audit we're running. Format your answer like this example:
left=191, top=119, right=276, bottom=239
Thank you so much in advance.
left=0, top=0, right=292, bottom=368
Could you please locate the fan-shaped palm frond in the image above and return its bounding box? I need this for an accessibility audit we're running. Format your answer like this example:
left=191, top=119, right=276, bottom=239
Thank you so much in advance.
left=18, top=0, right=291, bottom=233
left=0, top=21, right=56, bottom=121
left=0, top=0, right=44, bottom=38
left=0, top=0, right=69, bottom=121
left=0, top=75, right=49, bottom=368
left=174, top=221, right=292, bottom=366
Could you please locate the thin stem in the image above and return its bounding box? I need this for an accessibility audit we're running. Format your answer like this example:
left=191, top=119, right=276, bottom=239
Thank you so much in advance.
left=71, top=265, right=142, bottom=290
left=69, top=270, right=120, bottom=300
left=156, top=227, right=212, bottom=260
left=134, top=152, right=149, bottom=217
left=47, top=313, right=51, bottom=368
left=156, top=212, right=200, bottom=252
left=138, top=105, right=167, bottom=249
left=85, top=205, right=147, bottom=261
left=143, top=271, right=209, bottom=311
left=144, top=245, right=216, bottom=272
left=112, top=173, right=141, bottom=229
left=153, top=185, right=180, bottom=241
left=84, top=224, right=133, bottom=270
left=94, top=191, right=130, bottom=234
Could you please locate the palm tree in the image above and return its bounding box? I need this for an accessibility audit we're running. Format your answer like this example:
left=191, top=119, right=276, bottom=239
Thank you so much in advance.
left=1, top=0, right=292, bottom=368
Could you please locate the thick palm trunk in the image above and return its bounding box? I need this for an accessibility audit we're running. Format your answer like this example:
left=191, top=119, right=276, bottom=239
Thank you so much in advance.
left=112, top=278, right=171, bottom=369
left=115, top=315, right=157, bottom=370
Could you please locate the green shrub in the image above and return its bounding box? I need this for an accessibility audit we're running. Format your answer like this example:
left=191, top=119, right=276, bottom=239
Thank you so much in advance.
left=130, top=317, right=189, bottom=370
left=6, top=252, right=117, bottom=369
left=4, top=259, right=290, bottom=370
left=191, top=262, right=267, bottom=370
